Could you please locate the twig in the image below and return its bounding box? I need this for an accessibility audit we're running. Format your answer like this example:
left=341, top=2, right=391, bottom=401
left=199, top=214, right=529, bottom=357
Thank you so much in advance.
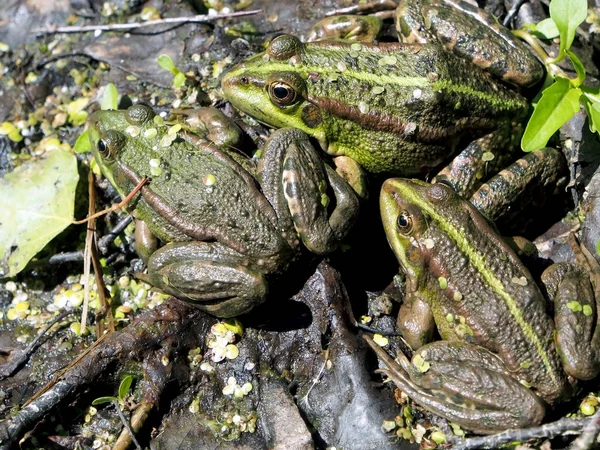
left=0, top=310, right=71, bottom=380
left=97, top=215, right=133, bottom=254
left=72, top=176, right=148, bottom=225
left=569, top=409, right=600, bottom=449
left=32, top=10, right=263, bottom=35
left=449, top=416, right=590, bottom=450
left=81, top=170, right=96, bottom=335
left=113, top=401, right=143, bottom=450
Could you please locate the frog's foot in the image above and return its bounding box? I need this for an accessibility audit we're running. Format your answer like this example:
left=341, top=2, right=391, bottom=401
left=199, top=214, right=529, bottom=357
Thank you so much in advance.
left=147, top=242, right=268, bottom=318
left=260, top=128, right=360, bottom=255
left=543, top=236, right=600, bottom=381
left=364, top=335, right=546, bottom=434
left=305, top=15, right=383, bottom=42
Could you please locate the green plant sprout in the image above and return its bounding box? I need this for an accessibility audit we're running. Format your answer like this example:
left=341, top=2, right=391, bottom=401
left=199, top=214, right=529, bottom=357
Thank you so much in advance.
left=92, top=375, right=143, bottom=450
left=157, top=54, right=186, bottom=88
left=92, top=374, right=134, bottom=408
left=519, top=0, right=600, bottom=151
left=74, top=83, right=119, bottom=154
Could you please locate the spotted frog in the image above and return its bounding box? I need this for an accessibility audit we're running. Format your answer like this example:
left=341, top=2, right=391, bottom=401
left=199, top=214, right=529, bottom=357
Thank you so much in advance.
left=366, top=178, right=600, bottom=434
left=88, top=105, right=359, bottom=317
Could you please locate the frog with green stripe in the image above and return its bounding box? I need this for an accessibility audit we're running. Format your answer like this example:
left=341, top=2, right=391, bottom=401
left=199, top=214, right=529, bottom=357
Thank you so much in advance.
left=221, top=0, right=564, bottom=205
left=366, top=178, right=600, bottom=434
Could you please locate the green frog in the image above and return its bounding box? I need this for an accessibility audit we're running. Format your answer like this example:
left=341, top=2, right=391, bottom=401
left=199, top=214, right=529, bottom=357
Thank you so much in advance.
left=87, top=104, right=359, bottom=317
left=221, top=0, right=546, bottom=181
left=365, top=178, right=600, bottom=434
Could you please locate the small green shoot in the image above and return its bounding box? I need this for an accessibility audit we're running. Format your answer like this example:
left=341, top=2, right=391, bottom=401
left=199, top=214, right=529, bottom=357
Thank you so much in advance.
left=101, top=83, right=119, bottom=111
left=521, top=0, right=599, bottom=151
left=91, top=375, right=142, bottom=449
left=74, top=83, right=120, bottom=154
left=92, top=374, right=134, bottom=408
left=157, top=54, right=186, bottom=88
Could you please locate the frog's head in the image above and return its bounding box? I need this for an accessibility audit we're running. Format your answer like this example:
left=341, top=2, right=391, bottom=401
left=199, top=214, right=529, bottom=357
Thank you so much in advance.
left=380, top=178, right=480, bottom=280
left=88, top=105, right=158, bottom=196
left=221, top=34, right=328, bottom=150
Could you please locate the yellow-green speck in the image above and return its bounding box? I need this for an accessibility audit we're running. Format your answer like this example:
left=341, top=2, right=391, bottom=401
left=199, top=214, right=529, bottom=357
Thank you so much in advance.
left=143, top=128, right=158, bottom=139
left=482, top=151, right=495, bottom=161
left=438, top=277, right=448, bottom=289
left=203, top=174, right=216, bottom=186
left=413, top=354, right=430, bottom=373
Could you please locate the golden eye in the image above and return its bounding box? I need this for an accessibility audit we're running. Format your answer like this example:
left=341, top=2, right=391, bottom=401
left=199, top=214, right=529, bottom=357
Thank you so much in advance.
left=268, top=81, right=297, bottom=106
left=396, top=210, right=413, bottom=235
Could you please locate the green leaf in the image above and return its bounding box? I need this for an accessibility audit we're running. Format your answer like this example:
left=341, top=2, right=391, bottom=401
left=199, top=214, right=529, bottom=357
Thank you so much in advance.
left=583, top=98, right=600, bottom=133
left=92, top=396, right=118, bottom=406
left=173, top=72, right=186, bottom=89
left=157, top=54, right=176, bottom=73
left=521, top=77, right=582, bottom=151
left=74, top=130, right=91, bottom=153
left=550, top=0, right=588, bottom=56
left=118, top=375, right=133, bottom=400
left=567, top=49, right=586, bottom=87
left=101, top=83, right=119, bottom=111
left=0, top=150, right=79, bottom=277
left=534, top=18, right=560, bottom=39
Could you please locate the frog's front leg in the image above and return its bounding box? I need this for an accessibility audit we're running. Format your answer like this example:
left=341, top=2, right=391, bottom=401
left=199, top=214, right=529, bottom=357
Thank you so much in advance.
left=544, top=237, right=600, bottom=380
left=146, top=241, right=267, bottom=318
left=133, top=218, right=158, bottom=263
left=364, top=336, right=546, bottom=434
left=259, top=128, right=360, bottom=255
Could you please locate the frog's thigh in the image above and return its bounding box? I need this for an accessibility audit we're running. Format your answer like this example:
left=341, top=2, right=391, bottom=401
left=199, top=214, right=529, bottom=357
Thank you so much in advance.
left=147, top=241, right=267, bottom=318
left=372, top=339, right=546, bottom=434
left=544, top=262, right=600, bottom=380
left=263, top=128, right=359, bottom=254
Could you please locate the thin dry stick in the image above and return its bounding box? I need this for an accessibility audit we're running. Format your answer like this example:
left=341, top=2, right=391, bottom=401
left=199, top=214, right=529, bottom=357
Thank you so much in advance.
left=81, top=170, right=96, bottom=335
left=72, top=176, right=148, bottom=225
left=33, top=10, right=262, bottom=35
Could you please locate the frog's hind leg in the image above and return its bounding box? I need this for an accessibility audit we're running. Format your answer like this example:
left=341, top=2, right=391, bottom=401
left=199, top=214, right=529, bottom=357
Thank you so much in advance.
left=364, top=335, right=546, bottom=434
left=469, top=147, right=567, bottom=223
left=146, top=241, right=268, bottom=318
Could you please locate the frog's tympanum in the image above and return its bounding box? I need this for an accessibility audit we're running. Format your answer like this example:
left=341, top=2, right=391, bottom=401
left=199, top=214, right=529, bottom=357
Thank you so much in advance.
left=367, top=178, right=600, bottom=434
left=221, top=0, right=545, bottom=180
left=88, top=105, right=358, bottom=317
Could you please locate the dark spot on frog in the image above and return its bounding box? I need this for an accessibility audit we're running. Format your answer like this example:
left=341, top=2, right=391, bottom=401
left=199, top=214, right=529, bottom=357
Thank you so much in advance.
left=285, top=182, right=300, bottom=200
left=301, top=104, right=322, bottom=128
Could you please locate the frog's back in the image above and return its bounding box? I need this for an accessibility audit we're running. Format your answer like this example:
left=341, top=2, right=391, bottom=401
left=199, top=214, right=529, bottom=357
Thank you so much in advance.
left=129, top=138, right=292, bottom=262
left=423, top=194, right=569, bottom=403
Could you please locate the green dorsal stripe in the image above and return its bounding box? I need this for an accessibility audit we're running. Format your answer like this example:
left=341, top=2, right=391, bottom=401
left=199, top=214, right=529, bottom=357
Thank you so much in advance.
left=228, top=62, right=524, bottom=111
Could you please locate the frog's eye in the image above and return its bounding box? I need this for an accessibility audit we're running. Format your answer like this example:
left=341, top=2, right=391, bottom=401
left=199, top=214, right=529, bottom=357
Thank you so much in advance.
left=97, top=139, right=108, bottom=155
left=96, top=130, right=126, bottom=160
left=396, top=210, right=413, bottom=235
left=268, top=81, right=297, bottom=106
